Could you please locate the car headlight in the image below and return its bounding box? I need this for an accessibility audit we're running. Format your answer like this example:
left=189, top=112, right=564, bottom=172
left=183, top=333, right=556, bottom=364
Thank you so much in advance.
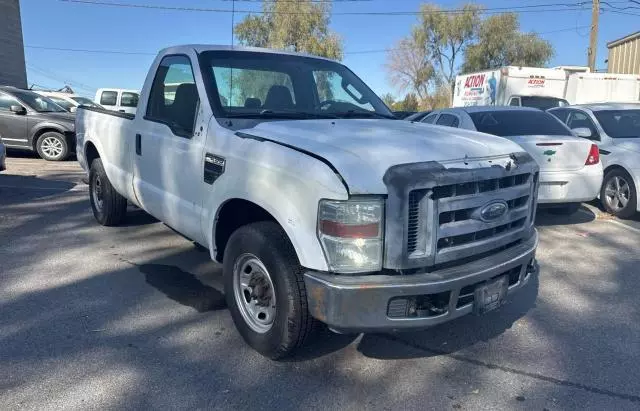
left=317, top=198, right=384, bottom=273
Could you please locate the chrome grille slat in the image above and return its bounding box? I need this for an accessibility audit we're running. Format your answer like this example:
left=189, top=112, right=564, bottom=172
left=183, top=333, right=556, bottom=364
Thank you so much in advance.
left=439, top=208, right=530, bottom=238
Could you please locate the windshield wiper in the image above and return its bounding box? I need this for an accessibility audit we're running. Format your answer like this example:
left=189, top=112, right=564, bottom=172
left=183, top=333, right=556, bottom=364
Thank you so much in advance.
left=331, top=110, right=396, bottom=120
left=225, top=109, right=337, bottom=120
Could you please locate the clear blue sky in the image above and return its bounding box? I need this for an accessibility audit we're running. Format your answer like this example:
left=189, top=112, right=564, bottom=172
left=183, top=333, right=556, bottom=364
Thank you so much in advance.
left=20, top=0, right=640, bottom=99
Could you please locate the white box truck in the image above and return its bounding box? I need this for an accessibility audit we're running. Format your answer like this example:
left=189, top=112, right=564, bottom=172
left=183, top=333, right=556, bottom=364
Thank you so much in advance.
left=453, top=66, right=568, bottom=110
left=564, top=73, right=640, bottom=104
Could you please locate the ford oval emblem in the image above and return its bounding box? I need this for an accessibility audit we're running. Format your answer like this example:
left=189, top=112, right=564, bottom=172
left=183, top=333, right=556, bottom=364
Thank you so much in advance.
left=480, top=201, right=508, bottom=222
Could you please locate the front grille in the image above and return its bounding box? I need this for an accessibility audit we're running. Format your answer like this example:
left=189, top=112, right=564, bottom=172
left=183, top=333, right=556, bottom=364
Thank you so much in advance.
left=405, top=170, right=536, bottom=267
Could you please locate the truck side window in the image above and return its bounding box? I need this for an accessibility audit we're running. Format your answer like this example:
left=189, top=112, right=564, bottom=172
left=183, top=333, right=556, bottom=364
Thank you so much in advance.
left=120, top=92, right=139, bottom=108
left=100, top=91, right=117, bottom=106
left=509, top=97, right=521, bottom=106
left=146, top=55, right=198, bottom=137
left=436, top=114, right=459, bottom=127
left=566, top=111, right=599, bottom=140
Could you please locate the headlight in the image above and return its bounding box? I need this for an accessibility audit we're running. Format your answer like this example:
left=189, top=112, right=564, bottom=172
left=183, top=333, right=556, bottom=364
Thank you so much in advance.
left=317, top=198, right=384, bottom=273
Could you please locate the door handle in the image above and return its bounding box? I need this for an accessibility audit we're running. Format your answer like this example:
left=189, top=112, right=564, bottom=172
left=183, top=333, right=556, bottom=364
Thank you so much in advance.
left=135, top=133, right=142, bottom=155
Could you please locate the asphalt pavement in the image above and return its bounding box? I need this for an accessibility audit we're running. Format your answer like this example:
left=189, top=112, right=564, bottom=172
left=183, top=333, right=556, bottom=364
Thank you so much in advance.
left=1, top=154, right=640, bottom=410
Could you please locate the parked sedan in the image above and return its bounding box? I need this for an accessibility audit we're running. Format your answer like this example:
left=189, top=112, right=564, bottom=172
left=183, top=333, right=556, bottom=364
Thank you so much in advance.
left=549, top=104, right=640, bottom=218
left=423, top=106, right=603, bottom=214
left=35, top=91, right=102, bottom=112
left=0, top=86, right=76, bottom=161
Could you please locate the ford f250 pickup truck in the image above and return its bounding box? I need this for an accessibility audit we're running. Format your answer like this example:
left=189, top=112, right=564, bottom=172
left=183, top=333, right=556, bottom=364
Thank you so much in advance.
left=76, top=45, right=540, bottom=359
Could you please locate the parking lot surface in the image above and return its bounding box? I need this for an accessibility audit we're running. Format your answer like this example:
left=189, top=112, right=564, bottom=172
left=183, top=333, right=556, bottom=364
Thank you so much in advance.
left=2, top=155, right=640, bottom=410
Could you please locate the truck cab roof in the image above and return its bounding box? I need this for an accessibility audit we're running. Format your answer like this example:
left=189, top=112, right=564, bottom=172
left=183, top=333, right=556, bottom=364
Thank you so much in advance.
left=159, top=44, right=339, bottom=63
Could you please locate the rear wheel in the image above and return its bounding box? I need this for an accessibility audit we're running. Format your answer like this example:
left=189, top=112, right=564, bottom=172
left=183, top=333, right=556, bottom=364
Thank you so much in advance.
left=547, top=203, right=581, bottom=215
left=89, top=158, right=127, bottom=226
left=601, top=169, right=637, bottom=219
left=223, top=221, right=317, bottom=360
left=36, top=132, right=69, bottom=161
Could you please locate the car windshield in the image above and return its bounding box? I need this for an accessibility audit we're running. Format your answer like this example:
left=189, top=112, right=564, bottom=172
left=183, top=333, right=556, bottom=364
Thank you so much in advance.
left=201, top=50, right=395, bottom=120
left=71, top=96, right=99, bottom=107
left=520, top=96, right=568, bottom=111
left=12, top=90, right=67, bottom=113
left=47, top=96, right=75, bottom=111
left=593, top=110, right=640, bottom=138
left=469, top=110, right=570, bottom=137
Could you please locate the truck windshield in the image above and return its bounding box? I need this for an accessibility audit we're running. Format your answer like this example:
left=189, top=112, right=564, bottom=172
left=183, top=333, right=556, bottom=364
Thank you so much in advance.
left=594, top=110, right=640, bottom=138
left=200, top=50, right=395, bottom=120
left=519, top=96, right=568, bottom=111
left=469, top=110, right=571, bottom=137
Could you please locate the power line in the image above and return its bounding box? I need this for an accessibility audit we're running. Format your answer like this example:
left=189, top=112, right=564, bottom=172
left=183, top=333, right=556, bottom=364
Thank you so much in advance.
left=25, top=45, right=155, bottom=55
left=26, top=64, right=97, bottom=92
left=58, top=0, right=594, bottom=16
left=23, top=24, right=594, bottom=57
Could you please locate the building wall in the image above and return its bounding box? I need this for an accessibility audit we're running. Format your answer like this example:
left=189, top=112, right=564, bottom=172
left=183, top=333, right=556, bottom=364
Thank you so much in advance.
left=0, top=0, right=27, bottom=88
left=607, top=32, right=640, bottom=75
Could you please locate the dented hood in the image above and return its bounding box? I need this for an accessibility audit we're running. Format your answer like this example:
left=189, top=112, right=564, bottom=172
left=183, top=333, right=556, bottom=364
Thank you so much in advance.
left=241, top=119, right=525, bottom=193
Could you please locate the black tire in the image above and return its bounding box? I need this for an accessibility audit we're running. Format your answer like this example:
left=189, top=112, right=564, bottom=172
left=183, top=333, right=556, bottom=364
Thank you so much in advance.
left=547, top=203, right=581, bottom=215
left=223, top=221, right=317, bottom=360
left=601, top=168, right=637, bottom=219
left=36, top=131, right=69, bottom=161
left=89, top=158, right=127, bottom=226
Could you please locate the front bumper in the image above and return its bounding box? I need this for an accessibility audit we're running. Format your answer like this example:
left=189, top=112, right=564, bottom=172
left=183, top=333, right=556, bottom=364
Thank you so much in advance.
left=304, top=230, right=538, bottom=333
left=537, top=165, right=603, bottom=204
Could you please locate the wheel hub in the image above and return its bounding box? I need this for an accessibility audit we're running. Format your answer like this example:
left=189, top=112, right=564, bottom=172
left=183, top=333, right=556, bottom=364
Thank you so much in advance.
left=41, top=137, right=63, bottom=159
left=233, top=254, right=276, bottom=333
left=605, top=176, right=630, bottom=211
left=93, top=175, right=104, bottom=210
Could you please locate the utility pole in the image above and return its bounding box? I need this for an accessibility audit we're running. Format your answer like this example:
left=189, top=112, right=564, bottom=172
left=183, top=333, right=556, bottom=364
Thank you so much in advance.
left=588, top=0, right=600, bottom=72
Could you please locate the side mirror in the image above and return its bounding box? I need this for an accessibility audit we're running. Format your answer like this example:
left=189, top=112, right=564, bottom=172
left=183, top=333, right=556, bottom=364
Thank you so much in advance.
left=10, top=105, right=26, bottom=115
left=572, top=127, right=592, bottom=138
left=69, top=106, right=77, bottom=113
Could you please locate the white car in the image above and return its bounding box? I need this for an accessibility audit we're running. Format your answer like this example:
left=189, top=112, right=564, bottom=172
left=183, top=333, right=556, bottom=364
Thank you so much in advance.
left=417, top=106, right=603, bottom=214
left=94, top=88, right=139, bottom=114
left=549, top=104, right=640, bottom=218
left=35, top=91, right=102, bottom=112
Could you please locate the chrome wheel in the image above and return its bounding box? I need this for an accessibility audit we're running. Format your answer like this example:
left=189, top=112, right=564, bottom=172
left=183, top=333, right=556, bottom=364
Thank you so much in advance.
left=40, top=136, right=64, bottom=159
left=604, top=175, right=631, bottom=212
left=232, top=253, right=276, bottom=334
left=92, top=174, right=104, bottom=211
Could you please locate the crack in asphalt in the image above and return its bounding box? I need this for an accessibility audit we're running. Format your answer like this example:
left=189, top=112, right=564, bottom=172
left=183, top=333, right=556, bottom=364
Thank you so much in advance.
left=383, top=334, right=640, bottom=404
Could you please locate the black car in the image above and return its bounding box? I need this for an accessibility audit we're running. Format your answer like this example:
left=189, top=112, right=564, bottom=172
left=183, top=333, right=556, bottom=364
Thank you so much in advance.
left=0, top=86, right=76, bottom=161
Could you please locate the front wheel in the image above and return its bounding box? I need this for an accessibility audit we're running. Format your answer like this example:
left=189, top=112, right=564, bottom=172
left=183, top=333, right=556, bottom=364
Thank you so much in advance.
left=36, top=132, right=69, bottom=161
left=223, top=221, right=317, bottom=359
left=601, top=169, right=637, bottom=219
left=89, top=158, right=127, bottom=226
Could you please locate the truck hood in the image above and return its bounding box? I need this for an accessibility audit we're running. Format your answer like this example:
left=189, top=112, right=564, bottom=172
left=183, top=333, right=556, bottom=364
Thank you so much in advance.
left=240, top=119, right=525, bottom=193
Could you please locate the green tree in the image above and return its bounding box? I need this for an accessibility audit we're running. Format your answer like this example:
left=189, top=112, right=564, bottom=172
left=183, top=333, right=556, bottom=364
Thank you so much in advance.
left=380, top=92, right=396, bottom=108
left=386, top=3, right=481, bottom=107
left=462, top=13, right=554, bottom=73
left=414, top=3, right=482, bottom=87
left=234, top=0, right=343, bottom=60
left=392, top=93, right=419, bottom=111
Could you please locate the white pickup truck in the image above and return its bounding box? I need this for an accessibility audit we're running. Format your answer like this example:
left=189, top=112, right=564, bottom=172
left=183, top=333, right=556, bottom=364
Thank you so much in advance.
left=76, top=45, right=540, bottom=359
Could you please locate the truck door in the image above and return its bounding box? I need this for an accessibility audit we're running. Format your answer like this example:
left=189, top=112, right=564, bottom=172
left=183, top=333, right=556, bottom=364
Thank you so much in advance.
left=133, top=55, right=206, bottom=243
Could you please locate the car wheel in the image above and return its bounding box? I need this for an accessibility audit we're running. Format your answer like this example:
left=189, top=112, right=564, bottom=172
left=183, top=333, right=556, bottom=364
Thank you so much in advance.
left=223, top=221, right=317, bottom=360
left=36, top=132, right=69, bottom=161
left=89, top=158, right=127, bottom=226
left=601, top=169, right=637, bottom=219
left=547, top=203, right=581, bottom=215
